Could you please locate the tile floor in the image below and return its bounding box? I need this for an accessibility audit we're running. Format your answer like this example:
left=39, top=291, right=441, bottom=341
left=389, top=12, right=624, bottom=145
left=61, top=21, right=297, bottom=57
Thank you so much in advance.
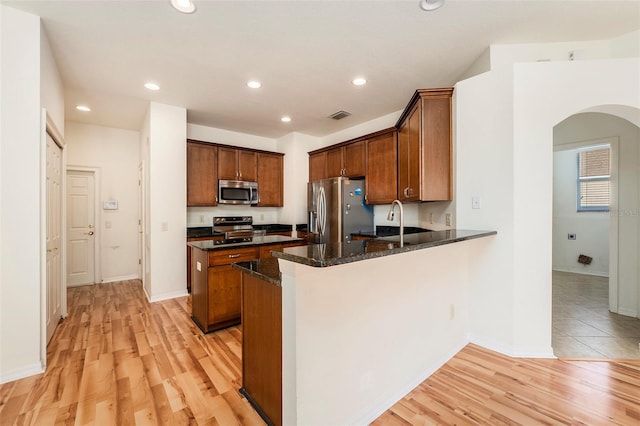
left=552, top=270, right=640, bottom=359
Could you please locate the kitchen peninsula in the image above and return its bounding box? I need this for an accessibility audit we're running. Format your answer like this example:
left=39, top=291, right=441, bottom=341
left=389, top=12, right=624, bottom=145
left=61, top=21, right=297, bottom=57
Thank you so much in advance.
left=235, top=229, right=496, bottom=426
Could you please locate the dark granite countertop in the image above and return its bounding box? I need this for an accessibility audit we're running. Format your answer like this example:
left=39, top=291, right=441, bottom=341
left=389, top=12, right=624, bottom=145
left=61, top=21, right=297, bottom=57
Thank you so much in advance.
left=352, top=225, right=432, bottom=238
left=274, top=230, right=496, bottom=267
left=188, top=235, right=304, bottom=251
left=187, top=226, right=221, bottom=239
left=232, top=259, right=281, bottom=285
left=296, top=223, right=307, bottom=231
left=252, top=224, right=292, bottom=233
left=187, top=223, right=293, bottom=239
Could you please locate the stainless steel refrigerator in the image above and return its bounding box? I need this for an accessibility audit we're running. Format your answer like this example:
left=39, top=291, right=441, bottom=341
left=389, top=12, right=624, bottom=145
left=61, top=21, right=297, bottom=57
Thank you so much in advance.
left=307, top=177, right=374, bottom=243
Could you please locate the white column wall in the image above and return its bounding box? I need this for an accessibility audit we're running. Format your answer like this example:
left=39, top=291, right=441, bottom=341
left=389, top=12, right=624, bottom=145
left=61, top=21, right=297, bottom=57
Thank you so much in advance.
left=148, top=102, right=187, bottom=301
left=0, top=5, right=43, bottom=383
left=455, top=66, right=517, bottom=354
left=457, top=57, right=639, bottom=356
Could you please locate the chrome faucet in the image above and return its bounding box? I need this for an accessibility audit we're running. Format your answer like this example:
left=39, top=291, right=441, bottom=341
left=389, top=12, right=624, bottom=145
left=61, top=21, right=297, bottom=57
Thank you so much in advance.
left=386, top=199, right=404, bottom=247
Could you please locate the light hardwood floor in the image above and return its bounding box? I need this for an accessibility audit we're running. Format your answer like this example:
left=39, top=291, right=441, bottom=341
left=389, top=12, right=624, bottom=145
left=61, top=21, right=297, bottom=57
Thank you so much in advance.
left=1, top=280, right=639, bottom=425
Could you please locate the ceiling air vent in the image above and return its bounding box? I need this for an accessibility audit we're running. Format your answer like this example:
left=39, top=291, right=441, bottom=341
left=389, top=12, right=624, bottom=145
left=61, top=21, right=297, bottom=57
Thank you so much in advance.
left=328, top=110, right=351, bottom=120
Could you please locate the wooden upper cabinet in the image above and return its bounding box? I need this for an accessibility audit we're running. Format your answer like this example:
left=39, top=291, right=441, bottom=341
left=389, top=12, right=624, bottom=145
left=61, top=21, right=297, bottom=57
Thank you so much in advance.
left=397, top=102, right=421, bottom=202
left=326, top=147, right=343, bottom=178
left=218, top=147, right=257, bottom=181
left=324, top=141, right=366, bottom=178
left=187, top=141, right=218, bottom=206
left=257, top=152, right=284, bottom=207
left=344, top=141, right=366, bottom=178
left=365, top=130, right=397, bottom=205
left=309, top=151, right=327, bottom=182
left=396, top=88, right=453, bottom=202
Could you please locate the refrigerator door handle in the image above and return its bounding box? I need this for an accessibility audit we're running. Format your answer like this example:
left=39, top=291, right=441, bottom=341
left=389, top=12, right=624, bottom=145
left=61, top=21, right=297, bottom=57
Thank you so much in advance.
left=317, top=186, right=326, bottom=237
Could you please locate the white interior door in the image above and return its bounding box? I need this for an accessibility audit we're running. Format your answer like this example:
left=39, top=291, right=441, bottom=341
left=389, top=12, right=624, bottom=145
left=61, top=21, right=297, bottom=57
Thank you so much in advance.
left=67, top=170, right=96, bottom=286
left=46, top=134, right=63, bottom=343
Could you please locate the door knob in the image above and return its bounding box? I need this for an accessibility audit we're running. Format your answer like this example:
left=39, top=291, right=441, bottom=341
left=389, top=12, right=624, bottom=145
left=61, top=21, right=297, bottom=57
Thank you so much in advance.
left=86, top=231, right=94, bottom=236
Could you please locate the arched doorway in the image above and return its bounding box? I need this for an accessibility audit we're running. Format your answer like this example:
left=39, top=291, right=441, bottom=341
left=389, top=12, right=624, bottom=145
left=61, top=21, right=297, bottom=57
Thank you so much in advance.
left=551, top=110, right=640, bottom=358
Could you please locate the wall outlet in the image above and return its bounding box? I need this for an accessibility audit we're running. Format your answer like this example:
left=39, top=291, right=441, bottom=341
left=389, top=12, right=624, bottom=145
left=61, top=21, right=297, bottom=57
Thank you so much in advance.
left=199, top=215, right=205, bottom=224
left=260, top=213, right=264, bottom=221
left=568, top=233, right=576, bottom=240
left=449, top=304, right=455, bottom=320
left=445, top=213, right=451, bottom=227
left=429, top=213, right=433, bottom=224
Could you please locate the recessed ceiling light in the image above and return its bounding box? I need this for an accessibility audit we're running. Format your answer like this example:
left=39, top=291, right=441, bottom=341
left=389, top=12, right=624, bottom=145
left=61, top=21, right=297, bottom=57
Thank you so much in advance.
left=281, top=116, right=292, bottom=123
left=419, top=0, right=445, bottom=11
left=352, top=77, right=367, bottom=86
left=75, top=105, right=91, bottom=112
left=170, top=0, right=196, bottom=14
left=144, top=82, right=160, bottom=91
left=247, top=81, right=262, bottom=89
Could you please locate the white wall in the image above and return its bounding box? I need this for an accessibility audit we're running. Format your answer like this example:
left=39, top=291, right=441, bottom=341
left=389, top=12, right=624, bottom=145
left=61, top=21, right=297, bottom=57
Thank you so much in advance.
left=65, top=122, right=141, bottom=282
left=40, top=25, right=64, bottom=135
left=456, top=66, right=517, bottom=354
left=147, top=102, right=187, bottom=302
left=554, top=112, right=640, bottom=316
left=280, top=239, right=483, bottom=425
left=552, top=147, right=609, bottom=276
left=457, top=57, right=640, bottom=356
left=0, top=5, right=44, bottom=383
left=489, top=29, right=639, bottom=69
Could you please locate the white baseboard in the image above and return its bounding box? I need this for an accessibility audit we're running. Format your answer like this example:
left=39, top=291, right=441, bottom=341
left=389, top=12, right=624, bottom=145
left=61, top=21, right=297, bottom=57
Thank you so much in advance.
left=146, top=288, right=189, bottom=303
left=617, top=308, right=639, bottom=318
left=352, top=338, right=469, bottom=426
left=469, top=334, right=556, bottom=359
left=552, top=267, right=609, bottom=278
left=101, top=274, right=140, bottom=283
left=0, top=362, right=44, bottom=385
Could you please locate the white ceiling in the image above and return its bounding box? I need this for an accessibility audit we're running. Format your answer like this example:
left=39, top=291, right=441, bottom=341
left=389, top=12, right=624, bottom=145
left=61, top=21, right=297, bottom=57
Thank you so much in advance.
left=6, top=0, right=640, bottom=139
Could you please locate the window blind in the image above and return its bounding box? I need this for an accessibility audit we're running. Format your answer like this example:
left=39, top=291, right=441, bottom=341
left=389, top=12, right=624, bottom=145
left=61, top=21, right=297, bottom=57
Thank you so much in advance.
left=578, top=147, right=610, bottom=211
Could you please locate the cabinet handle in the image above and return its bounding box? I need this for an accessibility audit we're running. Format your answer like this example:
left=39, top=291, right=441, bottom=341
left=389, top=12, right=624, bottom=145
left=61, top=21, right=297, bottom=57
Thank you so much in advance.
left=403, top=187, right=410, bottom=197
left=228, top=254, right=241, bottom=258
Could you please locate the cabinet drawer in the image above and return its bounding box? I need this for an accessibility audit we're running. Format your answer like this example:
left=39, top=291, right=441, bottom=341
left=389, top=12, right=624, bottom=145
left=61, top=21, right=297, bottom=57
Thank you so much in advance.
left=208, top=247, right=259, bottom=266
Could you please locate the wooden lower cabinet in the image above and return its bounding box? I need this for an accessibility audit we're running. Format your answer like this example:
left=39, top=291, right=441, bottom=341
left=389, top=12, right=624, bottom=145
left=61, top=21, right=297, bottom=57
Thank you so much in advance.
left=191, top=240, right=306, bottom=333
left=191, top=245, right=259, bottom=333
left=240, top=271, right=282, bottom=426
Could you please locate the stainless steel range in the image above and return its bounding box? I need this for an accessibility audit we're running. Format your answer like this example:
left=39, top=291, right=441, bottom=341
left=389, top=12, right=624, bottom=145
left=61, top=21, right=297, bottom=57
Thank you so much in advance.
left=213, top=216, right=266, bottom=242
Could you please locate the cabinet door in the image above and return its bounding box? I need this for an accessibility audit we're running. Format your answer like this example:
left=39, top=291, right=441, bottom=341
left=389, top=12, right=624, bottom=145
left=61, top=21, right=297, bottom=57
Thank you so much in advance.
left=326, top=147, right=344, bottom=177
left=257, top=153, right=283, bottom=207
left=208, top=264, right=242, bottom=325
left=365, top=131, right=397, bottom=204
left=218, top=147, right=239, bottom=180
left=344, top=141, right=366, bottom=178
left=238, top=150, right=257, bottom=181
left=309, top=151, right=327, bottom=182
left=397, top=102, right=421, bottom=202
left=187, top=142, right=218, bottom=206
left=421, top=96, right=452, bottom=201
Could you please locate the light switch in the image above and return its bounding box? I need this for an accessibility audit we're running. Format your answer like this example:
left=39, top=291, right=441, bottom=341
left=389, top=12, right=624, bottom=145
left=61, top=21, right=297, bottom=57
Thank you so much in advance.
left=161, top=222, right=168, bottom=231
left=472, top=196, right=482, bottom=209
left=105, top=221, right=112, bottom=229
left=196, top=261, right=202, bottom=272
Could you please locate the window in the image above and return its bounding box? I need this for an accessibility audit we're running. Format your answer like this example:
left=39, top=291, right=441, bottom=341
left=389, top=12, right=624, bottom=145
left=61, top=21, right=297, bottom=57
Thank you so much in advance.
left=577, top=146, right=610, bottom=212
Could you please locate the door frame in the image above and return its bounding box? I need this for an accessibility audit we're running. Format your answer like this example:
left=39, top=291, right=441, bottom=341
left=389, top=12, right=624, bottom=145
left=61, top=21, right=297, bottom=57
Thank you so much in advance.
left=66, top=166, right=102, bottom=287
left=40, top=110, right=66, bottom=369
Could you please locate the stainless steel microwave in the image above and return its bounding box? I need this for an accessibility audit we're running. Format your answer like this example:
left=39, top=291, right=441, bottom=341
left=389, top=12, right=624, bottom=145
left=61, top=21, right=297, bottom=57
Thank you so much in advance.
left=218, top=180, right=259, bottom=205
